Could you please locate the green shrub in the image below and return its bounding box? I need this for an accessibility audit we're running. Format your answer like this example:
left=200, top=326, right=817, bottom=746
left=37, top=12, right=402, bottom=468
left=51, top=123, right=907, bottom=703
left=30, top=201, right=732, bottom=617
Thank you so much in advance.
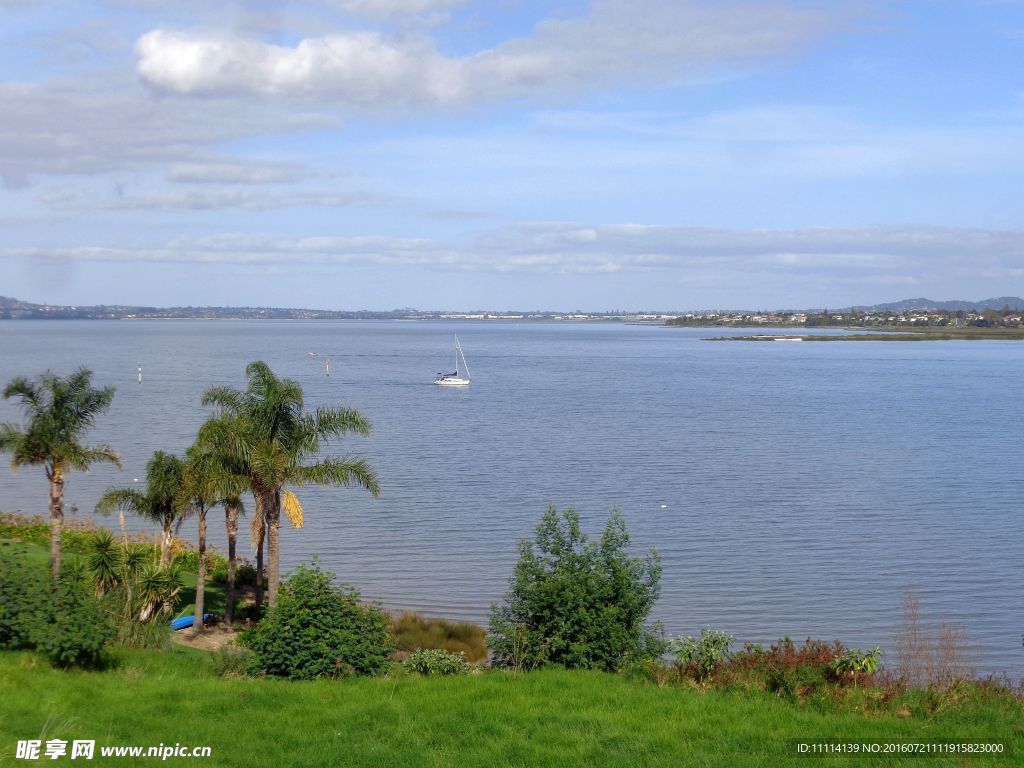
left=402, top=648, right=473, bottom=676
left=211, top=560, right=257, bottom=587
left=674, top=628, right=734, bottom=682
left=830, top=647, right=883, bottom=682
left=0, top=556, right=47, bottom=650
left=240, top=563, right=393, bottom=680
left=33, top=576, right=115, bottom=668
left=488, top=505, right=662, bottom=672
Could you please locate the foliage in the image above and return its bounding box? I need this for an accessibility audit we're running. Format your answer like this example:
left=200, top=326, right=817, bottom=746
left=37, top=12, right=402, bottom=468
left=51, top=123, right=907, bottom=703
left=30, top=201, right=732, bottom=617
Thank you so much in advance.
left=830, top=646, right=883, bottom=681
left=390, top=612, right=487, bottom=662
left=0, top=555, right=47, bottom=650
left=136, top=562, right=184, bottom=622
left=402, top=649, right=473, bottom=676
left=673, top=628, right=734, bottom=682
left=211, top=559, right=257, bottom=587
left=488, top=506, right=662, bottom=672
left=240, top=563, right=393, bottom=680
left=32, top=575, right=116, bottom=669
left=1, top=513, right=232, bottom=574
left=87, top=528, right=122, bottom=594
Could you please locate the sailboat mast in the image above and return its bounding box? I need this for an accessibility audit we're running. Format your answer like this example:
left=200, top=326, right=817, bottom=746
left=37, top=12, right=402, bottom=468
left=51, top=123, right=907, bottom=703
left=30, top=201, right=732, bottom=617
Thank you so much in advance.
left=457, top=336, right=471, bottom=380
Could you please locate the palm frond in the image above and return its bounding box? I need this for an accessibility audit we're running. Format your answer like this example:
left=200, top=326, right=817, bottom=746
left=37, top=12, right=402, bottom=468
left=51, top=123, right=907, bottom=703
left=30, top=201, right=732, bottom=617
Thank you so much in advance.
left=201, top=386, right=243, bottom=413
left=290, top=457, right=381, bottom=497
left=95, top=487, right=148, bottom=516
left=1, top=376, right=42, bottom=409
left=310, top=406, right=372, bottom=440
left=66, top=443, right=122, bottom=472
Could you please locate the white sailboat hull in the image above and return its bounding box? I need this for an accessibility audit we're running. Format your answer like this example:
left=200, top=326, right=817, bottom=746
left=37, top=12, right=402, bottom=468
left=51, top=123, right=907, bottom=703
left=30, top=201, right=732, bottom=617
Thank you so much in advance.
left=434, top=334, right=471, bottom=386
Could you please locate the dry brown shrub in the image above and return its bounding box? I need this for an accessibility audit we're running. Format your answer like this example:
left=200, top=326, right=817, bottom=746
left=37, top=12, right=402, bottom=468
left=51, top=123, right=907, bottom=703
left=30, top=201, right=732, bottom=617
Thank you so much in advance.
left=894, top=588, right=974, bottom=689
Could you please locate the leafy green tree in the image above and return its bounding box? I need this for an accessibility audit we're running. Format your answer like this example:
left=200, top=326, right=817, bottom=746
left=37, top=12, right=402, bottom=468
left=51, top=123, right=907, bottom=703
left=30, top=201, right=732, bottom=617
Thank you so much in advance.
left=96, top=451, right=184, bottom=567
left=240, top=562, right=392, bottom=679
left=202, top=361, right=380, bottom=608
left=489, top=505, right=662, bottom=672
left=0, top=368, right=121, bottom=577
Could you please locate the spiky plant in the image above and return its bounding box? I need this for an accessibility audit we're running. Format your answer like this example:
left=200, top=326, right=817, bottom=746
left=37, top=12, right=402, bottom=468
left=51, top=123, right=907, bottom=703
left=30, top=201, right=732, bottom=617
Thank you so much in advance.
left=87, top=528, right=122, bottom=596
left=136, top=562, right=183, bottom=623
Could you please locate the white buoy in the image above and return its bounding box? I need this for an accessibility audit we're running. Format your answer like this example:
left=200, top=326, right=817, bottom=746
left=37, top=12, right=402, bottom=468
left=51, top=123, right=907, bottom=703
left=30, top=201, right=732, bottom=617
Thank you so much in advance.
left=325, top=357, right=331, bottom=377
left=137, top=364, right=142, bottom=384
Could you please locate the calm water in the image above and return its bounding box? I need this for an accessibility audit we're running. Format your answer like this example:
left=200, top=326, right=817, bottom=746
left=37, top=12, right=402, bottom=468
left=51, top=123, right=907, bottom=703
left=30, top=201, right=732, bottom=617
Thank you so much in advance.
left=0, top=320, right=1021, bottom=675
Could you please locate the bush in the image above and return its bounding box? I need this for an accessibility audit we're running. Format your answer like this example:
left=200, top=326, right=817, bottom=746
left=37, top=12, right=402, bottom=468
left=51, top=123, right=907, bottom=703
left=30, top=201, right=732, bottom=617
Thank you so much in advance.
left=0, top=556, right=47, bottom=650
left=488, top=505, right=661, bottom=672
left=211, top=560, right=257, bottom=587
left=240, top=563, right=393, bottom=680
left=402, top=649, right=473, bottom=676
left=674, top=628, right=734, bottom=682
left=33, top=576, right=115, bottom=669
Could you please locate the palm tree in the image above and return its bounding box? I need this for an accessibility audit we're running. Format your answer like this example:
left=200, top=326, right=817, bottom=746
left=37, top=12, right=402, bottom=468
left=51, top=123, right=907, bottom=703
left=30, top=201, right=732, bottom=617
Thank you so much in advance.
left=0, top=368, right=121, bottom=578
left=203, top=361, right=380, bottom=607
left=178, top=430, right=248, bottom=633
left=96, top=450, right=184, bottom=567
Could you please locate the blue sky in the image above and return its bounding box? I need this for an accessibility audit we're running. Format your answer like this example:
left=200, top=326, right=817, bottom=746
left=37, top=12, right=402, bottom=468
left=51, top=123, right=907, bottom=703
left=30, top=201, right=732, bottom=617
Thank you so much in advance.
left=1, top=0, right=1022, bottom=310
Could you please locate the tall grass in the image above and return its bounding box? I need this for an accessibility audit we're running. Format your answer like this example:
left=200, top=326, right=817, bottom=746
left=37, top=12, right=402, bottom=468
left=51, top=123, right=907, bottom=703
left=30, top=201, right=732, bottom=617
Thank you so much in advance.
left=389, top=611, right=487, bottom=662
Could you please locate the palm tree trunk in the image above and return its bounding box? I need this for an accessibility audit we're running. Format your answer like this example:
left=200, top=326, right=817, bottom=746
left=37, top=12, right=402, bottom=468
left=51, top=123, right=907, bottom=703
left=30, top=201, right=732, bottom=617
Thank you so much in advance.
left=47, top=467, right=65, bottom=580
left=253, top=490, right=267, bottom=614
left=192, top=510, right=207, bottom=636
left=224, top=504, right=239, bottom=625
left=159, top=525, right=172, bottom=567
left=266, top=490, right=281, bottom=608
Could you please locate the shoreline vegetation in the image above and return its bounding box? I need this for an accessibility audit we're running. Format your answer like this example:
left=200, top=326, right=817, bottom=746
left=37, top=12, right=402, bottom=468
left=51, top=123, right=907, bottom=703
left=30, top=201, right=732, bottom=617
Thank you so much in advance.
left=706, top=327, right=1024, bottom=341
left=2, top=362, right=1021, bottom=766
left=2, top=521, right=1022, bottom=767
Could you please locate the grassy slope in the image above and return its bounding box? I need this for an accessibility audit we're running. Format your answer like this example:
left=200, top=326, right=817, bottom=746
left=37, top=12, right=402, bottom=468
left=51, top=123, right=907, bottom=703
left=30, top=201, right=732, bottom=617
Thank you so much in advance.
left=0, top=649, right=1019, bottom=768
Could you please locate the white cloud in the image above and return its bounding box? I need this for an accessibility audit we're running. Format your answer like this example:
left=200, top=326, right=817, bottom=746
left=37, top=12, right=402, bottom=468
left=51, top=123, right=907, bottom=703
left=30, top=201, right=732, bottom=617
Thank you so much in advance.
left=134, top=1, right=842, bottom=106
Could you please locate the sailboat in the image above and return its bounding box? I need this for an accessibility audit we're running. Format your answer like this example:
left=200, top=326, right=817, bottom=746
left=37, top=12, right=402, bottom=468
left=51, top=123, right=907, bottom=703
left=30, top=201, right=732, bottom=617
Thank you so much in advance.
left=434, top=335, right=471, bottom=386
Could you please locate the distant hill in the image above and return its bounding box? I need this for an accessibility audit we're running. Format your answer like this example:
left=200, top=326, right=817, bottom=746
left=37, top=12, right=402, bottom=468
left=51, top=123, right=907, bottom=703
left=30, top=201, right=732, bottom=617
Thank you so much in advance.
left=849, top=297, right=1024, bottom=312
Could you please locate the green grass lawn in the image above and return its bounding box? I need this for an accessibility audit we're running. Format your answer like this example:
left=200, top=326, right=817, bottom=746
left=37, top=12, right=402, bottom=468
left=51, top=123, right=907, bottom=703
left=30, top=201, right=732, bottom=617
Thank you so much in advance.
left=0, top=648, right=1019, bottom=767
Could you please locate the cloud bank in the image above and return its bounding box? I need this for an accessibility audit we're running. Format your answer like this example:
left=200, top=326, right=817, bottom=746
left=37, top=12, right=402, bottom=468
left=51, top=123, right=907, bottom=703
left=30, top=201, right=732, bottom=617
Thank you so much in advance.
left=135, top=1, right=839, bottom=106
left=6, top=225, right=1021, bottom=277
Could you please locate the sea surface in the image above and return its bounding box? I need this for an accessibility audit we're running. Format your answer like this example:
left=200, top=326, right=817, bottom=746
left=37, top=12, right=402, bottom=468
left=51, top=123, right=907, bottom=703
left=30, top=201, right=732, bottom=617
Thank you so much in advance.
left=0, top=320, right=1021, bottom=675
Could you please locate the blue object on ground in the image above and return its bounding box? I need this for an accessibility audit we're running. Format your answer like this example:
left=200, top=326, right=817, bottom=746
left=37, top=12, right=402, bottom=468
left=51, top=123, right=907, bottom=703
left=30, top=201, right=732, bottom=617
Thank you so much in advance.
left=170, top=614, right=214, bottom=631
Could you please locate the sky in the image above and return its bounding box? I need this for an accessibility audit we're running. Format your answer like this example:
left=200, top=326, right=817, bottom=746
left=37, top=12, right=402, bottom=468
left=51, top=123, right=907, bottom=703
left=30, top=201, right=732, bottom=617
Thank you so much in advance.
left=1, top=0, right=1022, bottom=311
